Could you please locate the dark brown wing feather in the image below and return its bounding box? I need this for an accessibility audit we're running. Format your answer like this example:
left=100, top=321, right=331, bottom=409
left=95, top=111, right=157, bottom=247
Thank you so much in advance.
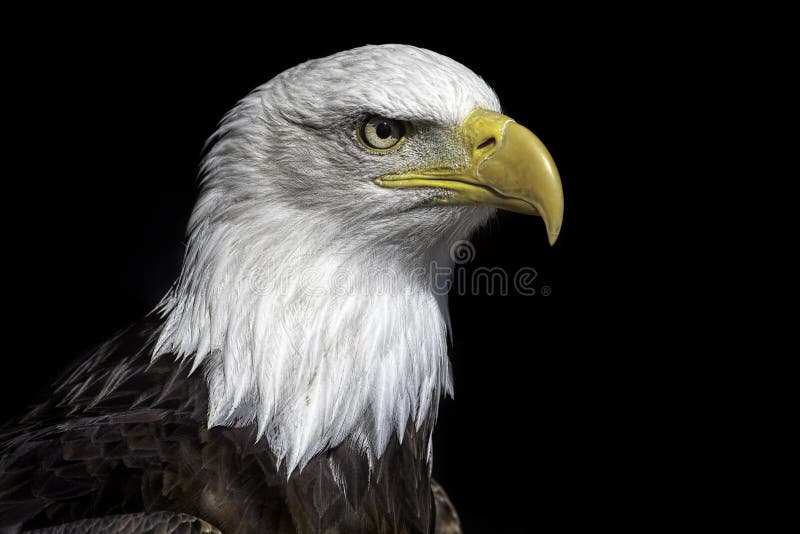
left=431, top=481, right=461, bottom=534
left=0, top=321, right=456, bottom=533
left=23, top=511, right=221, bottom=533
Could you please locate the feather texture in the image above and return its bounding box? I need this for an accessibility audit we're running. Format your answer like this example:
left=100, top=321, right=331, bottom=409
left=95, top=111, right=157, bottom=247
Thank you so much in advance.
left=1, top=321, right=454, bottom=533
left=23, top=512, right=221, bottom=534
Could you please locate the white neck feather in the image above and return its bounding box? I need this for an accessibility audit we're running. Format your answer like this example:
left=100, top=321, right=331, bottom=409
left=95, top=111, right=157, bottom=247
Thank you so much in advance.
left=154, top=204, right=457, bottom=474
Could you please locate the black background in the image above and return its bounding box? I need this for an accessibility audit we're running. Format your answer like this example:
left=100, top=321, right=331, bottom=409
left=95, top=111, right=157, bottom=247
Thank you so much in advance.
left=5, top=15, right=685, bottom=532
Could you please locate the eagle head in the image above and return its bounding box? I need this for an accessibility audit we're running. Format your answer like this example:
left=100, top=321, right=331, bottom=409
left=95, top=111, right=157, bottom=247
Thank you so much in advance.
left=155, top=44, right=563, bottom=473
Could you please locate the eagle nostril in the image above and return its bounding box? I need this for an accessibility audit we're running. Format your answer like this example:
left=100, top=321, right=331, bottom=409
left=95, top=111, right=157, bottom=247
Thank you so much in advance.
left=476, top=137, right=496, bottom=151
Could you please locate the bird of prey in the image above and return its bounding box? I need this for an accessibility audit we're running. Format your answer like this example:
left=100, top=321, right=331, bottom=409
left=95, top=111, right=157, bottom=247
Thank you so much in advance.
left=0, top=45, right=563, bottom=533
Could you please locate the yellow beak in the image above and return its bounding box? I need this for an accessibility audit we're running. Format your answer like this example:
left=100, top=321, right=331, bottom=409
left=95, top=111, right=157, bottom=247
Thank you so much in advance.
left=375, top=109, right=564, bottom=245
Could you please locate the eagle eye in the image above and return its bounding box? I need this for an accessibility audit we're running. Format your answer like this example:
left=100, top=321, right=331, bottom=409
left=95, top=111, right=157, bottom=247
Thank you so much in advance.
left=359, top=117, right=406, bottom=151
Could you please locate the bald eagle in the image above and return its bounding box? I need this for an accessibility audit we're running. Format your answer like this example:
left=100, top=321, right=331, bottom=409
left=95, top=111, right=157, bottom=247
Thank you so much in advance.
left=0, top=45, right=563, bottom=533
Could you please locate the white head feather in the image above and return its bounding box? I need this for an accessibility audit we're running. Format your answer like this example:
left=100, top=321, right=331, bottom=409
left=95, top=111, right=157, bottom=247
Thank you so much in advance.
left=154, top=44, right=501, bottom=473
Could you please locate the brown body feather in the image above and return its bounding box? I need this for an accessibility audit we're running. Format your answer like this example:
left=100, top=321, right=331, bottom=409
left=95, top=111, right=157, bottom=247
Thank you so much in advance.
left=0, top=321, right=460, bottom=533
